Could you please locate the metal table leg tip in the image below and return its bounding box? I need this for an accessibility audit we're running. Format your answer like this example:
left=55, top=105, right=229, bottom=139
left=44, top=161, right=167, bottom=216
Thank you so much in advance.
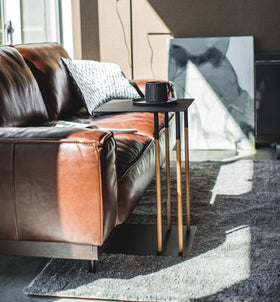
left=88, top=260, right=97, bottom=273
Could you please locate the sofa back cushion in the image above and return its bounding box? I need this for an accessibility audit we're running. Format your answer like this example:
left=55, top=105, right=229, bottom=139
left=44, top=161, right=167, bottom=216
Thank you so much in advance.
left=14, top=43, right=83, bottom=120
left=0, top=46, right=49, bottom=127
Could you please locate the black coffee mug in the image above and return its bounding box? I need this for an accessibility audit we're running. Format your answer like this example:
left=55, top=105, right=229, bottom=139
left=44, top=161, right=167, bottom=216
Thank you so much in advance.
left=145, top=81, right=171, bottom=103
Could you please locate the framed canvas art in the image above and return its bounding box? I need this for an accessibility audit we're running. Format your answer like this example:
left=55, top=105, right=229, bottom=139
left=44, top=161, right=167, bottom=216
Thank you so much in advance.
left=168, top=36, right=254, bottom=150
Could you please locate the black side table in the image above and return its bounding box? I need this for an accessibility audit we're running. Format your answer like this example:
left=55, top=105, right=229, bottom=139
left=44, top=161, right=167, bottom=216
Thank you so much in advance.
left=94, top=98, right=194, bottom=254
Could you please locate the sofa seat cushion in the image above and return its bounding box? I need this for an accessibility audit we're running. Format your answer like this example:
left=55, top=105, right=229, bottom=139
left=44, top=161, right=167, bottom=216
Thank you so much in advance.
left=114, top=133, right=152, bottom=178
left=57, top=110, right=162, bottom=178
left=92, top=112, right=168, bottom=225
left=113, top=132, right=155, bottom=224
left=0, top=46, right=49, bottom=127
left=92, top=112, right=166, bottom=138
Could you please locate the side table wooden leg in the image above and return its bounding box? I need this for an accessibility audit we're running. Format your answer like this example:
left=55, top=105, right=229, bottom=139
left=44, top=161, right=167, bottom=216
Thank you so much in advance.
left=176, top=112, right=183, bottom=254
left=154, top=113, right=162, bottom=253
left=165, top=113, right=171, bottom=230
left=184, top=111, right=191, bottom=231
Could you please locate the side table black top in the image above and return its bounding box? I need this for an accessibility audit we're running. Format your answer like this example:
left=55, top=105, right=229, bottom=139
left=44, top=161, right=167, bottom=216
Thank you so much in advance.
left=93, top=97, right=195, bottom=255
left=93, top=98, right=194, bottom=114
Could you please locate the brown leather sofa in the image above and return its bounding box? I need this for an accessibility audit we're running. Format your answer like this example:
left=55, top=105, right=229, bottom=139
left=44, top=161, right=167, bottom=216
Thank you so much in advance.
left=0, top=43, right=172, bottom=263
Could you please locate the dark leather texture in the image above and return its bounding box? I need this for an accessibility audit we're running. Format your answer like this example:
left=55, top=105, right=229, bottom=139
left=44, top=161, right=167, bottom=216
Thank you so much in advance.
left=14, top=43, right=83, bottom=120
left=0, top=47, right=49, bottom=127
left=92, top=112, right=169, bottom=224
left=0, top=143, right=17, bottom=240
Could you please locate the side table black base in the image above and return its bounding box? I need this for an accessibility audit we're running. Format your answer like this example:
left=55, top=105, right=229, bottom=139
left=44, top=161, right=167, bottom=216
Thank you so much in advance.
left=104, top=224, right=197, bottom=257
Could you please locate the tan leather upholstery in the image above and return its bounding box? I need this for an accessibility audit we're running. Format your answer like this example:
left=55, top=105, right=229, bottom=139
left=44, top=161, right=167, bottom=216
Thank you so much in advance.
left=0, top=128, right=117, bottom=245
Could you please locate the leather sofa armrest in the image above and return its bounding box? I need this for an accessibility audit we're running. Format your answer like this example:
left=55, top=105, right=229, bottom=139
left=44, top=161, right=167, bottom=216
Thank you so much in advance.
left=0, top=126, right=109, bottom=142
left=0, top=127, right=118, bottom=246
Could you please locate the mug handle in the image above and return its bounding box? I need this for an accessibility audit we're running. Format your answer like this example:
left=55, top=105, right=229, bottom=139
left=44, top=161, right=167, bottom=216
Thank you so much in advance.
left=167, top=81, right=175, bottom=98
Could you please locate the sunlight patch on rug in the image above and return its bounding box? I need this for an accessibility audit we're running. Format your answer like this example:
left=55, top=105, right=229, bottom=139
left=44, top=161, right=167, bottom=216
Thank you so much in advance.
left=24, top=226, right=251, bottom=301
left=183, top=225, right=251, bottom=298
left=210, top=160, right=253, bottom=204
left=23, top=160, right=280, bottom=301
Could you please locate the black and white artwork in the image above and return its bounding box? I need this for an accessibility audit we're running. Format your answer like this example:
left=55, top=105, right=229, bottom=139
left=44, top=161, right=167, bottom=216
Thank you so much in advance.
left=168, top=36, right=254, bottom=150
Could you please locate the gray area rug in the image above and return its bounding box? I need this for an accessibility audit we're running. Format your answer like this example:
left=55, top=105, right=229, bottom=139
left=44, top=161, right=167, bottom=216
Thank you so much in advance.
left=24, top=160, right=280, bottom=301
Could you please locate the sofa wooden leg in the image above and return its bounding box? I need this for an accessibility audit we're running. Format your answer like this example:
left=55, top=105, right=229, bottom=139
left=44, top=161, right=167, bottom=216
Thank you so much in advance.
left=88, top=260, right=97, bottom=273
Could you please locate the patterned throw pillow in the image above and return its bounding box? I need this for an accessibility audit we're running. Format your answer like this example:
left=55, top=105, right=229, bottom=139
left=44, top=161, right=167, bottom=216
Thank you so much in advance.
left=61, top=58, right=141, bottom=114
